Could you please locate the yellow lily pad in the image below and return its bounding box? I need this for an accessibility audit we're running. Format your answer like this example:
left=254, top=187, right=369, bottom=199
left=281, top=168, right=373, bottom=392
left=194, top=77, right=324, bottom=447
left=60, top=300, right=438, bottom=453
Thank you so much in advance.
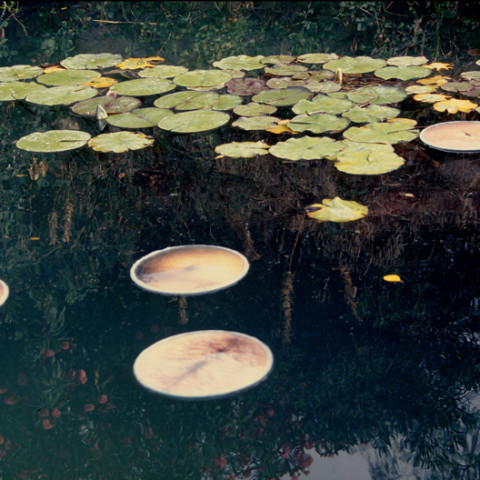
left=383, top=274, right=403, bottom=282
left=413, top=93, right=451, bottom=103
left=433, top=98, right=478, bottom=114
left=115, top=56, right=165, bottom=70
left=306, top=197, right=368, bottom=223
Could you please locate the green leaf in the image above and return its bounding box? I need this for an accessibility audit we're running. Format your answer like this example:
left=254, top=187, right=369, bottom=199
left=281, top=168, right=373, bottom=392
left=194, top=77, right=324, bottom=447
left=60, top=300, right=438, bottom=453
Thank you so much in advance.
left=0, top=64, right=43, bottom=82
left=173, top=69, right=232, bottom=89
left=324, top=56, right=387, bottom=74
left=60, top=53, right=123, bottom=70
left=386, top=55, right=429, bottom=66
left=215, top=141, right=270, bottom=158
left=233, top=102, right=277, bottom=116
left=71, top=95, right=142, bottom=116
left=153, top=91, right=220, bottom=110
left=226, top=77, right=268, bottom=95
left=16, top=130, right=91, bottom=152
left=26, top=85, right=98, bottom=106
left=264, top=64, right=309, bottom=76
left=106, top=108, right=174, bottom=128
left=334, top=141, right=405, bottom=175
left=349, top=85, right=408, bottom=105
left=110, top=78, right=176, bottom=96
left=342, top=104, right=400, bottom=123
left=297, top=53, right=339, bottom=64
left=0, top=81, right=47, bottom=101
left=252, top=87, right=311, bottom=106
left=212, top=55, right=265, bottom=71
left=374, top=65, right=431, bottom=81
left=157, top=110, right=230, bottom=133
left=269, top=136, right=345, bottom=161
left=260, top=55, right=296, bottom=64
left=211, top=94, right=242, bottom=111
left=88, top=131, right=154, bottom=153
left=36, top=69, right=101, bottom=86
left=343, top=120, right=418, bottom=144
left=288, top=113, right=349, bottom=134
left=232, top=116, right=280, bottom=131
left=306, top=197, right=368, bottom=222
left=138, top=65, right=189, bottom=78
left=292, top=94, right=353, bottom=115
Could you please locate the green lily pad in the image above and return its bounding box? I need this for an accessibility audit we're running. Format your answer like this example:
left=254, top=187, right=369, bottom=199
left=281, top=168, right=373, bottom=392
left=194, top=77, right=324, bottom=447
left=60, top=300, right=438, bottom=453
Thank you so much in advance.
left=306, top=197, right=368, bottom=222
left=260, top=55, right=296, bottom=65
left=36, top=69, right=101, bottom=86
left=211, top=94, right=242, bottom=111
left=71, top=95, right=142, bottom=116
left=288, top=113, right=349, bottom=134
left=350, top=85, right=408, bottom=105
left=374, top=65, right=431, bottom=81
left=232, top=115, right=280, bottom=131
left=110, top=78, right=176, bottom=96
left=440, top=81, right=476, bottom=93
left=0, top=81, right=47, bottom=101
left=215, top=141, right=270, bottom=158
left=386, top=55, right=429, bottom=66
left=292, top=94, right=353, bottom=115
left=173, top=69, right=232, bottom=90
left=343, top=119, right=418, bottom=144
left=405, top=84, right=438, bottom=95
left=264, top=64, right=309, bottom=76
left=138, top=65, right=189, bottom=78
left=60, top=53, right=123, bottom=70
left=304, top=80, right=342, bottom=94
left=157, top=110, right=230, bottom=133
left=226, top=77, right=269, bottom=95
left=233, top=102, right=277, bottom=116
left=342, top=104, right=400, bottom=123
left=293, top=70, right=335, bottom=81
left=334, top=141, right=405, bottom=175
left=252, top=87, right=311, bottom=106
left=212, top=55, right=265, bottom=71
left=460, top=71, right=480, bottom=83
left=153, top=91, right=220, bottom=110
left=269, top=136, right=345, bottom=161
left=324, top=56, right=387, bottom=74
left=297, top=53, right=339, bottom=64
left=16, top=130, right=91, bottom=152
left=26, top=85, right=98, bottom=106
left=106, top=108, right=174, bottom=128
left=88, top=131, right=154, bottom=153
left=266, top=77, right=307, bottom=89
left=0, top=65, right=43, bottom=82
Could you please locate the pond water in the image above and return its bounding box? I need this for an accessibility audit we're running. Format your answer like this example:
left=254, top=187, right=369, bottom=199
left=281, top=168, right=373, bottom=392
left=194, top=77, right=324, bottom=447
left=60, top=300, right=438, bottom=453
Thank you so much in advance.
left=1, top=4, right=480, bottom=480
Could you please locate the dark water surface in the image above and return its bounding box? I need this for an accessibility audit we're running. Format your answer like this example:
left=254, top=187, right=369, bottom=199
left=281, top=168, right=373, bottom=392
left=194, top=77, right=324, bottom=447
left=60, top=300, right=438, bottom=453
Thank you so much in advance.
left=1, top=3, right=480, bottom=480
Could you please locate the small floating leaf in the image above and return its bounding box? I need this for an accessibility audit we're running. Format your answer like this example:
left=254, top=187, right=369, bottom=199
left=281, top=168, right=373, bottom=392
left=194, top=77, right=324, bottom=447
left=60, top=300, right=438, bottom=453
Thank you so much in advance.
left=306, top=197, right=368, bottom=223
left=342, top=104, right=400, bottom=123
left=334, top=141, right=405, bottom=175
left=417, top=75, right=450, bottom=86
left=383, top=274, right=403, bottom=282
left=440, top=81, right=476, bottom=93
left=297, top=53, right=339, bottom=64
left=211, top=94, right=242, bottom=111
left=269, top=136, right=344, bottom=161
left=264, top=64, right=309, bottom=76
left=116, top=56, right=164, bottom=70
left=26, top=85, right=98, bottom=105
left=0, top=81, right=47, bottom=101
left=110, top=78, right=176, bottom=96
left=413, top=93, right=451, bottom=103
left=213, top=55, right=265, bottom=71
left=374, top=65, right=431, bottom=81
left=173, top=69, right=232, bottom=90
left=233, top=102, right=277, bottom=116
left=432, top=98, right=478, bottom=113
left=88, top=131, right=154, bottom=153
left=137, top=65, right=189, bottom=78
left=71, top=95, right=142, bottom=116
left=0, top=64, right=43, bottom=82
left=351, top=85, right=407, bottom=105
left=324, top=56, right=387, bottom=74
left=288, top=113, right=349, bottom=134
left=60, top=53, right=123, bottom=70
left=292, top=94, right=353, bottom=115
left=260, top=55, right=296, bottom=65
left=82, top=77, right=118, bottom=88
left=232, top=115, right=280, bottom=131
left=36, top=69, right=101, bottom=86
left=214, top=141, right=270, bottom=159
left=386, top=55, right=429, bottom=67
left=153, top=91, right=220, bottom=110
left=405, top=84, right=438, bottom=94
left=252, top=87, right=311, bottom=106
left=343, top=119, right=418, bottom=144
left=423, top=62, right=453, bottom=70
left=16, top=130, right=91, bottom=152
left=157, top=110, right=230, bottom=133
left=106, top=108, right=174, bottom=128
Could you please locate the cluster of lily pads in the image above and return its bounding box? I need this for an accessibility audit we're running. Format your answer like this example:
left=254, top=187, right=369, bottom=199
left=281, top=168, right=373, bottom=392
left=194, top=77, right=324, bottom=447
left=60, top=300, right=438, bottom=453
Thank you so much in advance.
left=4, top=52, right=480, bottom=223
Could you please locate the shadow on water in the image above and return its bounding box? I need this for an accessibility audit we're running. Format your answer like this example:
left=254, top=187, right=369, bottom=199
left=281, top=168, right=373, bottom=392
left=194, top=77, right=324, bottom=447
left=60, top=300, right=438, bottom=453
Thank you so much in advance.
left=0, top=2, right=480, bottom=480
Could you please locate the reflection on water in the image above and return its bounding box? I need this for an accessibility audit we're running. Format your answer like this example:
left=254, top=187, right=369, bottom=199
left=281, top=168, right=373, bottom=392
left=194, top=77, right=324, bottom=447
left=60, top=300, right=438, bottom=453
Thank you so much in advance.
left=1, top=12, right=480, bottom=480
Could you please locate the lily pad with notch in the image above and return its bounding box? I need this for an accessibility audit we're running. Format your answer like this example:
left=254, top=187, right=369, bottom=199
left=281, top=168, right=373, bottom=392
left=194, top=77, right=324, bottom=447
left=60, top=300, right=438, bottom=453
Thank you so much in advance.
left=252, top=87, right=311, bottom=106
left=374, top=65, right=431, bottom=81
left=226, top=77, right=269, bottom=96
left=215, top=141, right=271, bottom=158
left=60, top=53, right=123, bottom=70
left=0, top=65, right=43, bottom=82
left=71, top=95, right=142, bottom=116
left=26, top=85, right=99, bottom=106
left=269, top=136, right=345, bottom=161
left=292, top=94, right=353, bottom=115
left=349, top=85, right=408, bottom=105
left=137, top=65, right=189, bottom=78
left=213, top=55, right=265, bottom=71
left=306, top=197, right=368, bottom=222
left=173, top=69, right=232, bottom=90
left=297, top=53, right=339, bottom=64
left=106, top=108, right=174, bottom=128
left=324, top=56, right=387, bottom=74
left=343, top=119, right=418, bottom=144
left=16, top=130, right=91, bottom=152
left=110, top=78, right=176, bottom=96
left=157, top=110, right=230, bottom=133
left=153, top=91, right=220, bottom=110
left=88, top=131, right=154, bottom=153
left=288, top=113, right=349, bottom=134
left=0, top=81, right=47, bottom=101
left=342, top=104, right=400, bottom=123
left=233, top=102, right=277, bottom=116
left=232, top=115, right=281, bottom=131
left=36, top=69, right=101, bottom=86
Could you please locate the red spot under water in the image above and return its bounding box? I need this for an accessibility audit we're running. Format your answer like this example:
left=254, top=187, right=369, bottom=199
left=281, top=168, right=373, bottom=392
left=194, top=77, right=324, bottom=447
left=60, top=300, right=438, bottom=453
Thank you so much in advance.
left=98, top=394, right=108, bottom=404
left=143, top=427, right=153, bottom=439
left=42, top=349, right=55, bottom=359
left=51, top=408, right=61, bottom=418
left=59, top=341, right=70, bottom=350
left=38, top=408, right=49, bottom=417
left=84, top=403, right=95, bottom=412
left=42, top=419, right=54, bottom=430
left=78, top=369, right=88, bottom=385
left=4, top=394, right=17, bottom=405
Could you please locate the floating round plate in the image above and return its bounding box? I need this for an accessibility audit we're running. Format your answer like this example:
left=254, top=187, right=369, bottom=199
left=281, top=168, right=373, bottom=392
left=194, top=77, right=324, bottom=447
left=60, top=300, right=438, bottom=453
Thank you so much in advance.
left=133, top=330, right=274, bottom=399
left=420, top=121, right=480, bottom=153
left=0, top=279, right=9, bottom=306
left=130, top=245, right=249, bottom=296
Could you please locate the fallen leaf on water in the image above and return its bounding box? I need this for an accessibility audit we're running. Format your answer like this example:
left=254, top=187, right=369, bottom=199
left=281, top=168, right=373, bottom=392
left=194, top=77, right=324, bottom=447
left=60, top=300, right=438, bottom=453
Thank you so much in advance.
left=383, top=274, right=403, bottom=283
